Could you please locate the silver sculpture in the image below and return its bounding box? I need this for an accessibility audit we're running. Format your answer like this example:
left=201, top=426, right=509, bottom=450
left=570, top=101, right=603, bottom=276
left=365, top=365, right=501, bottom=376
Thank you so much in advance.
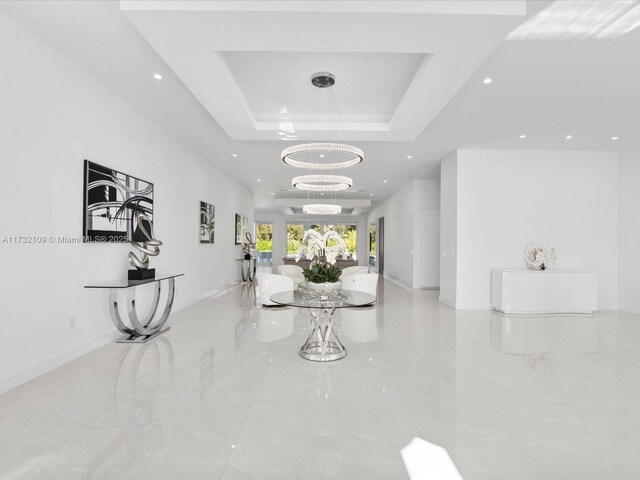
left=129, top=212, right=162, bottom=270
left=242, top=231, right=256, bottom=258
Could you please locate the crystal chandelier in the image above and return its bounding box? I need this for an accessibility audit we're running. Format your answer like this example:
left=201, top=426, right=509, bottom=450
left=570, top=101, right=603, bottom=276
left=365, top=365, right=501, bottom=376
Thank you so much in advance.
left=292, top=174, right=352, bottom=192
left=282, top=72, right=362, bottom=214
left=282, top=143, right=364, bottom=170
left=303, top=204, right=342, bottom=215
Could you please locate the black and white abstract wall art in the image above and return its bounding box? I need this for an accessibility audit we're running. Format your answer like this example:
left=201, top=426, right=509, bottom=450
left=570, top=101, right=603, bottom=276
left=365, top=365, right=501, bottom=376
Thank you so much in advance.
left=83, top=160, right=154, bottom=242
left=200, top=201, right=215, bottom=244
left=235, top=213, right=248, bottom=245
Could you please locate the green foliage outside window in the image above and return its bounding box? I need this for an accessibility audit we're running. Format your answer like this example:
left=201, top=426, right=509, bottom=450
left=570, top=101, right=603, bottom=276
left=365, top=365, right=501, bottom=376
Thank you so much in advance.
left=256, top=224, right=272, bottom=252
left=286, top=223, right=357, bottom=257
left=287, top=224, right=303, bottom=254
left=369, top=224, right=376, bottom=256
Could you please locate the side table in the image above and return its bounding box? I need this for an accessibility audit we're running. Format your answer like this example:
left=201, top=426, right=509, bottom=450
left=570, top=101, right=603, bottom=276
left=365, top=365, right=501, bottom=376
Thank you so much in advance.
left=85, top=273, right=184, bottom=343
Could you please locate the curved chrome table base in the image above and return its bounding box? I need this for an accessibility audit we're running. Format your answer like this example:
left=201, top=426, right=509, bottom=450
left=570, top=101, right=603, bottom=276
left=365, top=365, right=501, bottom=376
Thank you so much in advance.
left=270, top=290, right=376, bottom=362
left=300, top=306, right=347, bottom=362
left=109, top=277, right=176, bottom=343
left=238, top=258, right=257, bottom=283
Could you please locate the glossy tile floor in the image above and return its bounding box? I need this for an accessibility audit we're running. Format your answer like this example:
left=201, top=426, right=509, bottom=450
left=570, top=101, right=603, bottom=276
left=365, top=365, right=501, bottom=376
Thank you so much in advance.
left=2, top=278, right=640, bottom=480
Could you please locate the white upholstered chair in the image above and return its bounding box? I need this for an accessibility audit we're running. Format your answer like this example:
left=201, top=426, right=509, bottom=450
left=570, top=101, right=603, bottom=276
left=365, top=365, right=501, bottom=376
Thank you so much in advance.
left=256, top=273, right=294, bottom=307
left=274, top=264, right=305, bottom=289
left=341, top=273, right=379, bottom=296
left=341, top=265, right=369, bottom=277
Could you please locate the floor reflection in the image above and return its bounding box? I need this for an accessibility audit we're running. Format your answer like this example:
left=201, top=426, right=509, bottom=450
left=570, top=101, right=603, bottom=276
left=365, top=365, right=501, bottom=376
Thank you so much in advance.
left=89, top=337, right=177, bottom=477
left=4, top=279, right=640, bottom=479
left=490, top=312, right=598, bottom=354
left=256, top=308, right=294, bottom=342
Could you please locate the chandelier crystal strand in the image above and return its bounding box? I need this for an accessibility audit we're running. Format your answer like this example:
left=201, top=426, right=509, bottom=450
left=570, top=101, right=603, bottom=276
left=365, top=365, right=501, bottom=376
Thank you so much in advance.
left=292, top=174, right=352, bottom=192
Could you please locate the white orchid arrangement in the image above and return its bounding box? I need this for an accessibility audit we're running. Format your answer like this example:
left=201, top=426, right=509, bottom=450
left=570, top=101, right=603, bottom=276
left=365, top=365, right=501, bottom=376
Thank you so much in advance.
left=525, top=243, right=557, bottom=270
left=295, top=229, right=349, bottom=266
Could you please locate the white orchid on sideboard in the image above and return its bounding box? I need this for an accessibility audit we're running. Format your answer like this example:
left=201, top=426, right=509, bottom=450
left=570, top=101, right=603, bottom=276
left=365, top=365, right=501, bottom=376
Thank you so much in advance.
left=525, top=243, right=557, bottom=270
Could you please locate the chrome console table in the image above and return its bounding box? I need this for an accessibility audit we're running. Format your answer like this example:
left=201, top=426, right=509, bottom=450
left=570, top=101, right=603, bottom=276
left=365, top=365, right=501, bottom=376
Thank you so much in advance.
left=270, top=289, right=376, bottom=362
left=85, top=273, right=184, bottom=343
left=236, top=257, right=257, bottom=283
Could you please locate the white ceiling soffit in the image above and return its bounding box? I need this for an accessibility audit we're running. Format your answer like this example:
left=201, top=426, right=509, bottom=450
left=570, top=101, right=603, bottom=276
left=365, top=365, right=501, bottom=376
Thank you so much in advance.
left=121, top=0, right=526, bottom=142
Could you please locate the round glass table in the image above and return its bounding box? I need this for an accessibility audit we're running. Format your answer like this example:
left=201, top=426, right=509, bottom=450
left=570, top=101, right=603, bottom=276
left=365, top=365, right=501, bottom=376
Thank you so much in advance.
left=270, top=289, right=376, bottom=362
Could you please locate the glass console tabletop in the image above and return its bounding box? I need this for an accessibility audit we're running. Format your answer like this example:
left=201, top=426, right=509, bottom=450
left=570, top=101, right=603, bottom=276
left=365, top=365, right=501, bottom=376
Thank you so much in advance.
left=270, top=289, right=376, bottom=309
left=84, top=273, right=184, bottom=289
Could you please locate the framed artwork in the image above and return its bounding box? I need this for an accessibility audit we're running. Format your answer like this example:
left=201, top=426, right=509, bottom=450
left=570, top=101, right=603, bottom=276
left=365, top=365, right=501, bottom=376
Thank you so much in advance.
left=200, top=201, right=215, bottom=244
left=83, top=160, right=153, bottom=242
left=235, top=213, right=248, bottom=244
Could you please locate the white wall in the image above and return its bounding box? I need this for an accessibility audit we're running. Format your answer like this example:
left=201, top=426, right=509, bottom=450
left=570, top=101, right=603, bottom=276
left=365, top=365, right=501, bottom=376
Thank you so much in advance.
left=439, top=151, right=458, bottom=306
left=368, top=179, right=440, bottom=288
left=253, top=210, right=369, bottom=266
left=454, top=149, right=618, bottom=310
left=0, top=12, right=253, bottom=393
left=618, top=148, right=640, bottom=314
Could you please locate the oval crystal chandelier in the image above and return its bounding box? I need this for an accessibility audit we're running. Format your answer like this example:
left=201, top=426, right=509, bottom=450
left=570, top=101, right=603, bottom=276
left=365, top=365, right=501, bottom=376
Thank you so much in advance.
left=292, top=174, right=352, bottom=192
left=282, top=143, right=364, bottom=170
left=302, top=204, right=342, bottom=215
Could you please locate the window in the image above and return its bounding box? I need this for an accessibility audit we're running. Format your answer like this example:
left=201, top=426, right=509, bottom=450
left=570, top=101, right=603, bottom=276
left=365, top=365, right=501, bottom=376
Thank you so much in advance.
left=255, top=223, right=272, bottom=263
left=325, top=224, right=357, bottom=258
left=286, top=223, right=358, bottom=259
left=369, top=223, right=376, bottom=267
left=286, top=223, right=303, bottom=256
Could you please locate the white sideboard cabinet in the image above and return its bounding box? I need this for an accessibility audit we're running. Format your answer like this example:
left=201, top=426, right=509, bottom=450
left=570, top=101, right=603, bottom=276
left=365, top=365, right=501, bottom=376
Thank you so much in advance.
left=491, top=269, right=597, bottom=314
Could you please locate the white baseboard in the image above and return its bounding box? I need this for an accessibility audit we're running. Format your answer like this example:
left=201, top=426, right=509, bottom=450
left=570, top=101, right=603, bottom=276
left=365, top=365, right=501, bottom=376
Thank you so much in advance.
left=173, top=281, right=238, bottom=312
left=0, top=330, right=121, bottom=395
left=383, top=273, right=413, bottom=290
left=618, top=304, right=640, bottom=315
left=439, top=295, right=456, bottom=308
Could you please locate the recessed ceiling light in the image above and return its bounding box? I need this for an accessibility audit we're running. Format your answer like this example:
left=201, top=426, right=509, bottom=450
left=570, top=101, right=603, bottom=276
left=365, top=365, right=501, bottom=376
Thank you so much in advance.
left=153, top=73, right=163, bottom=80
left=232, top=153, right=238, bottom=157
left=320, top=193, right=324, bottom=196
left=383, top=180, right=388, bottom=183
left=257, top=179, right=261, bottom=182
left=270, top=192, right=274, bottom=195
left=482, top=78, right=493, bottom=85
left=370, top=193, right=373, bottom=196
left=407, top=155, right=413, bottom=159
left=611, top=136, right=619, bottom=140
left=319, top=154, right=325, bottom=158
left=519, top=134, right=526, bottom=139
left=565, top=135, right=573, bottom=140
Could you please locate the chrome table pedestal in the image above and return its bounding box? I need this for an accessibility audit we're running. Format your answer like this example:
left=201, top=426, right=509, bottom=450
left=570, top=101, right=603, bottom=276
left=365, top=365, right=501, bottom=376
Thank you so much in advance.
left=85, top=273, right=184, bottom=343
left=270, top=289, right=376, bottom=362
left=300, top=305, right=346, bottom=362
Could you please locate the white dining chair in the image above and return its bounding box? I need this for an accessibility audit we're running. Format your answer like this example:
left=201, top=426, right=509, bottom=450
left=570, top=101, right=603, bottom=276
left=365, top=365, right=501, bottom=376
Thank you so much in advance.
left=256, top=273, right=294, bottom=307
left=274, top=264, right=305, bottom=289
left=341, top=273, right=379, bottom=296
